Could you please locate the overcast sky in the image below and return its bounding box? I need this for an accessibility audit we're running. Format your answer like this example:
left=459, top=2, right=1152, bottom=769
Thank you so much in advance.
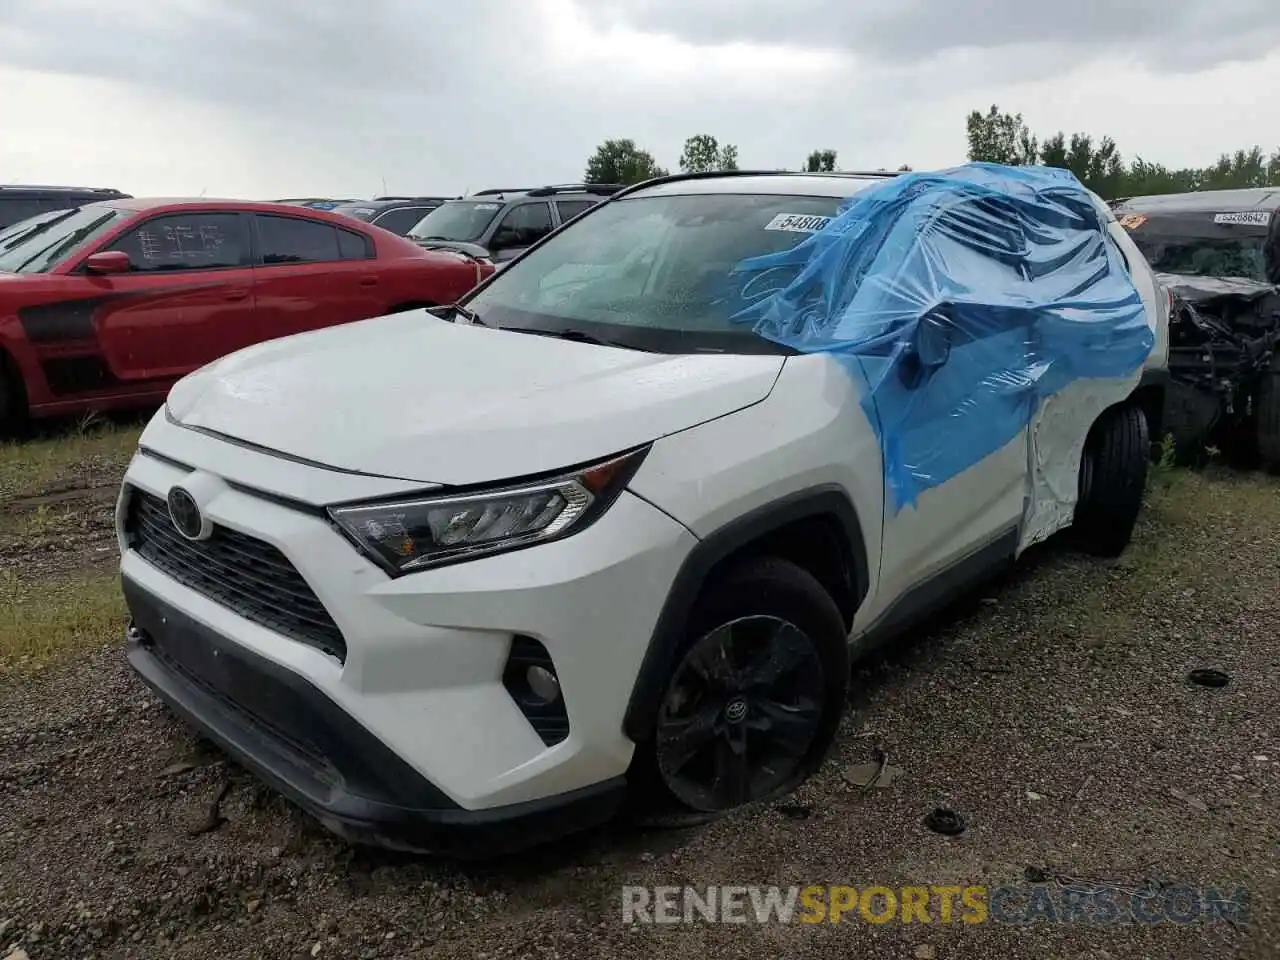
left=3, top=0, right=1278, bottom=199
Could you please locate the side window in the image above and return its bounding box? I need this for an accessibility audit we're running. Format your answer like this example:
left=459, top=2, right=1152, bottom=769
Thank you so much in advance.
left=494, top=202, right=554, bottom=246
left=555, top=200, right=595, bottom=224
left=371, top=207, right=426, bottom=235
left=256, top=214, right=342, bottom=264
left=107, top=212, right=247, bottom=271
left=337, top=227, right=373, bottom=260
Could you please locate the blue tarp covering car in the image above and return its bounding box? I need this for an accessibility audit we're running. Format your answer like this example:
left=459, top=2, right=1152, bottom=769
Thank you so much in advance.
left=725, top=163, right=1156, bottom=510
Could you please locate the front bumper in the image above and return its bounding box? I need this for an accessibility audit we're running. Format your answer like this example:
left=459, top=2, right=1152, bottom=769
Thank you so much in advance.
left=123, top=577, right=624, bottom=857
left=117, top=415, right=699, bottom=849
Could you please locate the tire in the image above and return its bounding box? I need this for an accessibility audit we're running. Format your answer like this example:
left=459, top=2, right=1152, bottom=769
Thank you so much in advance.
left=1257, top=353, right=1280, bottom=467
left=0, top=359, right=26, bottom=437
left=1073, top=402, right=1150, bottom=557
left=626, top=556, right=849, bottom=823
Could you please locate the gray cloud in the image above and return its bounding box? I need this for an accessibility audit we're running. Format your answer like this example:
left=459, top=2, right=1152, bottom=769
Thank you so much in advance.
left=2, top=0, right=1277, bottom=197
left=580, top=0, right=1280, bottom=72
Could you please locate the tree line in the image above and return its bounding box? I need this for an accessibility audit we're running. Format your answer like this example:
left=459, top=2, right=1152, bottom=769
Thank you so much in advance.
left=582, top=136, right=908, bottom=184
left=965, top=104, right=1280, bottom=198
left=584, top=110, right=1280, bottom=200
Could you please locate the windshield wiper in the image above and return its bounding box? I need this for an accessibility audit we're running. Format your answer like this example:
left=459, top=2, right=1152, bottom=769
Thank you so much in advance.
left=0, top=208, right=77, bottom=252
left=17, top=216, right=109, bottom=272
left=506, top=327, right=651, bottom=351
left=428, top=303, right=488, bottom=326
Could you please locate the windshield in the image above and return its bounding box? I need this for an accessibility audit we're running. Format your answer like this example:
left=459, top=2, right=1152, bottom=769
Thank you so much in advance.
left=0, top=208, right=68, bottom=252
left=333, top=204, right=378, bottom=221
left=0, top=206, right=126, bottom=274
left=407, top=200, right=505, bottom=243
left=1125, top=214, right=1273, bottom=283
left=464, top=192, right=844, bottom=354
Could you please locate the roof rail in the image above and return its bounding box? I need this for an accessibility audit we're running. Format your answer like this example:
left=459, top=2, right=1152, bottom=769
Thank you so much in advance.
left=372, top=195, right=452, bottom=202
left=607, top=167, right=905, bottom=202
left=1, top=184, right=126, bottom=194
left=471, top=187, right=534, bottom=197
left=526, top=183, right=625, bottom=197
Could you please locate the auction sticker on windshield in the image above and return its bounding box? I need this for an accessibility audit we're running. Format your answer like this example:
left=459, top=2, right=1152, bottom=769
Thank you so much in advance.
left=1213, top=211, right=1271, bottom=226
left=764, top=213, right=834, bottom=233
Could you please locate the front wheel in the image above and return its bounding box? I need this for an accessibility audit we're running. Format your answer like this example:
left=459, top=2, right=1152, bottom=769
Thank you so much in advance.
left=629, top=557, right=849, bottom=821
left=0, top=363, right=27, bottom=437
left=1073, top=402, right=1150, bottom=557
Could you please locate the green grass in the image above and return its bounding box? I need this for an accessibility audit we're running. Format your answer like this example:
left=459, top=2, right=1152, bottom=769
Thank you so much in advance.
left=0, top=421, right=142, bottom=501
left=0, top=418, right=1274, bottom=676
left=0, top=568, right=126, bottom=674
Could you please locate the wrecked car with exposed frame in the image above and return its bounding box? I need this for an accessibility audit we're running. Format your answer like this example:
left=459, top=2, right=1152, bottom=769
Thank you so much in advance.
left=1111, top=187, right=1280, bottom=465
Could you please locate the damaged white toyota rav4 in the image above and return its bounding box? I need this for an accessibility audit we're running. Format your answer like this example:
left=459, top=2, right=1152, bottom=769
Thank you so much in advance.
left=116, top=166, right=1169, bottom=857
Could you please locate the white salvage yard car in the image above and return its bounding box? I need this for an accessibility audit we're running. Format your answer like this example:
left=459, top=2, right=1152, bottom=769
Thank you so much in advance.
left=116, top=166, right=1170, bottom=857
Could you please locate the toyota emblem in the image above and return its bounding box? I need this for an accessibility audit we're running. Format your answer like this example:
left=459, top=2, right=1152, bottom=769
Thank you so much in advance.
left=166, top=486, right=207, bottom=540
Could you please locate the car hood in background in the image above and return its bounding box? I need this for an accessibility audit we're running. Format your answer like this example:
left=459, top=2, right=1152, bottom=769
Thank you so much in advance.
left=1158, top=272, right=1278, bottom=306
left=165, top=312, right=785, bottom=486
left=410, top=238, right=492, bottom=260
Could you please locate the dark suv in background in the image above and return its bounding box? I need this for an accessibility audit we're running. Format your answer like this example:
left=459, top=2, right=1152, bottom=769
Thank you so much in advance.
left=330, top=196, right=456, bottom=236
left=405, top=183, right=622, bottom=266
left=0, top=185, right=131, bottom=229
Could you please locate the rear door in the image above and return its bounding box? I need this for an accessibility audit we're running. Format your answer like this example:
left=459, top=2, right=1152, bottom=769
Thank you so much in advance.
left=250, top=212, right=385, bottom=336
left=89, top=210, right=255, bottom=380
left=553, top=199, right=596, bottom=227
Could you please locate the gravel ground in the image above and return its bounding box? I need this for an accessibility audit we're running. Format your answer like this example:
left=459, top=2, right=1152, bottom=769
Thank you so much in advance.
left=1, top=442, right=1277, bottom=960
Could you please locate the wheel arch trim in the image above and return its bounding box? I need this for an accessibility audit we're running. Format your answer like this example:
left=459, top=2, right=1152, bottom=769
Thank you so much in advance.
left=621, top=484, right=868, bottom=742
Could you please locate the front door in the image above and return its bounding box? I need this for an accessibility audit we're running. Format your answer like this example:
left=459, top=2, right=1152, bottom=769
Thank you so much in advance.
left=865, top=317, right=1031, bottom=626
left=91, top=211, right=255, bottom=380
left=488, top=201, right=555, bottom=264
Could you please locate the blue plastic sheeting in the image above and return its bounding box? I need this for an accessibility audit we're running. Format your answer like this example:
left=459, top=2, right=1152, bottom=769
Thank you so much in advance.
left=725, top=163, right=1155, bottom=511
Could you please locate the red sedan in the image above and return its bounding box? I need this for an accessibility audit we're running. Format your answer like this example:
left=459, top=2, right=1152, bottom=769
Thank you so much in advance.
left=0, top=198, right=494, bottom=428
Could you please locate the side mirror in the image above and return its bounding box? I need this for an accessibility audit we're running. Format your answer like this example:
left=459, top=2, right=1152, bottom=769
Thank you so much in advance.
left=912, top=310, right=952, bottom=369
left=84, top=251, right=132, bottom=275
left=490, top=227, right=520, bottom=251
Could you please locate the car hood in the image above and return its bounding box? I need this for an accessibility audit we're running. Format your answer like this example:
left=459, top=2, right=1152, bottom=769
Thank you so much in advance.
left=410, top=238, right=491, bottom=259
left=1158, top=272, right=1278, bottom=305
left=165, top=312, right=785, bottom=485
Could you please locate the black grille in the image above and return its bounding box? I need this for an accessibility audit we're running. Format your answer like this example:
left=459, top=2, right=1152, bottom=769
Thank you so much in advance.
left=124, top=487, right=347, bottom=662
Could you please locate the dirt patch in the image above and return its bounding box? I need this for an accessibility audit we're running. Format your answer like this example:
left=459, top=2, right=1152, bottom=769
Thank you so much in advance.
left=0, top=445, right=1277, bottom=959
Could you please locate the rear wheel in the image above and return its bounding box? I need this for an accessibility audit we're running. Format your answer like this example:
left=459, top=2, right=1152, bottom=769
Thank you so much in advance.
left=628, top=557, right=848, bottom=822
left=1073, top=402, right=1150, bottom=557
left=1256, top=352, right=1280, bottom=467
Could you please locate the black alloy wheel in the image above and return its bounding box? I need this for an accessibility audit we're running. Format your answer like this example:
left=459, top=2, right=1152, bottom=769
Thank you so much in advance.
left=655, top=614, right=826, bottom=812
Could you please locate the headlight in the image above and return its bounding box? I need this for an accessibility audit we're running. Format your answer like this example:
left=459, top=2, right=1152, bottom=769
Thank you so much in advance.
left=328, top=448, right=648, bottom=575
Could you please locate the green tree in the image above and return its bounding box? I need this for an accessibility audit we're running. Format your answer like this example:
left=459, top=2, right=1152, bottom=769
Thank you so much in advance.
left=1039, top=133, right=1067, bottom=169
left=804, top=149, right=838, bottom=172
left=679, top=134, right=740, bottom=174
left=965, top=105, right=1038, bottom=165
left=583, top=138, right=668, bottom=185
left=967, top=105, right=1280, bottom=199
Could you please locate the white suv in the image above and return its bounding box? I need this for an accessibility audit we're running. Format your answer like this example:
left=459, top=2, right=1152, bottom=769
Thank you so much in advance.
left=116, top=169, right=1169, bottom=857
